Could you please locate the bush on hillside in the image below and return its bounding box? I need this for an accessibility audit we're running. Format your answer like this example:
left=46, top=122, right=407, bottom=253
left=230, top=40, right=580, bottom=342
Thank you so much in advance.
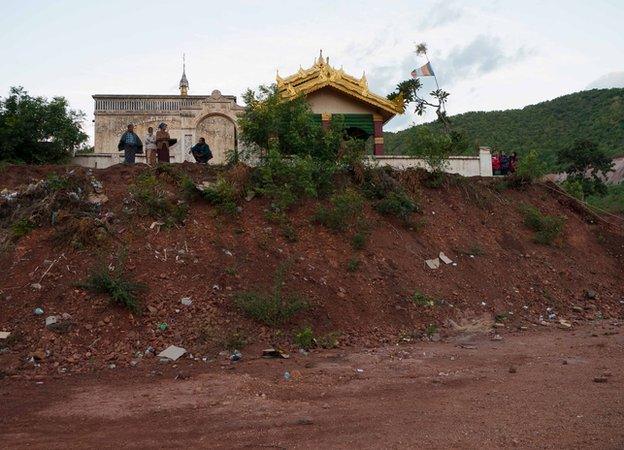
left=129, top=173, right=188, bottom=226
left=520, top=204, right=566, bottom=245
left=234, top=263, right=308, bottom=326
left=80, top=256, right=145, bottom=314
left=313, top=189, right=364, bottom=231
left=513, top=149, right=547, bottom=184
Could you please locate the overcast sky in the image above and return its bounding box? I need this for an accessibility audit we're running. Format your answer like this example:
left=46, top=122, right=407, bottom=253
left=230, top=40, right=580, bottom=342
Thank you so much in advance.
left=1, top=0, right=623, bottom=142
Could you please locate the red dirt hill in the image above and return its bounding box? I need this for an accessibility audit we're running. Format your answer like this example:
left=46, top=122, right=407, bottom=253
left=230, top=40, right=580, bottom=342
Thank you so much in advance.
left=1, top=163, right=623, bottom=378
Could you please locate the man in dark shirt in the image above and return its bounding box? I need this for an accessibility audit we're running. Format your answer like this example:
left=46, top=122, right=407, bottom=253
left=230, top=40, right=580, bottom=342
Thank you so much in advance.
left=117, top=124, right=143, bottom=164
left=190, top=137, right=213, bottom=164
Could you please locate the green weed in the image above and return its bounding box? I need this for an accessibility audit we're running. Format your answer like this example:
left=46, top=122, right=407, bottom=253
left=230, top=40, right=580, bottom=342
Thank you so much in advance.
left=520, top=204, right=566, bottom=245
left=79, top=259, right=145, bottom=314
left=10, top=218, right=35, bottom=239
left=294, top=326, right=315, bottom=350
left=347, top=258, right=360, bottom=272
left=411, top=291, right=435, bottom=307
left=234, top=263, right=308, bottom=326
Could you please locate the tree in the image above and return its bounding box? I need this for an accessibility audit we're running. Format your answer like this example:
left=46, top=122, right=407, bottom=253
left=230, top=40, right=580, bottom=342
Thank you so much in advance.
left=238, top=84, right=344, bottom=161
left=0, top=87, right=88, bottom=163
left=387, top=43, right=451, bottom=132
left=557, top=139, right=614, bottom=196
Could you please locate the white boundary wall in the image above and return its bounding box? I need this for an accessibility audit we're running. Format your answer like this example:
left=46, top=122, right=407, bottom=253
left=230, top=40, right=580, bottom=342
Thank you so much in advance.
left=72, top=147, right=494, bottom=177
left=72, top=153, right=184, bottom=169
left=369, top=147, right=493, bottom=177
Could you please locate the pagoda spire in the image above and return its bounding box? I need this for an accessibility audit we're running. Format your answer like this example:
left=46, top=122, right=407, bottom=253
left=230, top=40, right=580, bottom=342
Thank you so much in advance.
left=179, top=53, right=189, bottom=96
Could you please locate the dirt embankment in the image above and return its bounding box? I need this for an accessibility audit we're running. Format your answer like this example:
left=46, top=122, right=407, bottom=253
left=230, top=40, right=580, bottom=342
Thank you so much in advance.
left=0, top=162, right=623, bottom=379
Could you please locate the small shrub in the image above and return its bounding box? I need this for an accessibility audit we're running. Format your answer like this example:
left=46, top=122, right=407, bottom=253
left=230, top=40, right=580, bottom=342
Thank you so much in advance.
left=79, top=259, right=145, bottom=314
left=222, top=330, right=247, bottom=351
left=45, top=173, right=72, bottom=191
left=562, top=179, right=585, bottom=201
left=200, top=177, right=238, bottom=214
left=374, top=190, right=418, bottom=222
left=234, top=263, right=308, bottom=326
left=129, top=174, right=187, bottom=226
left=10, top=218, right=35, bottom=239
left=281, top=222, right=298, bottom=242
left=411, top=291, right=435, bottom=307
left=225, top=266, right=237, bottom=276
left=495, top=313, right=508, bottom=323
left=425, top=324, right=438, bottom=336
left=317, top=332, right=340, bottom=349
left=351, top=232, right=366, bottom=250
left=513, top=149, right=546, bottom=185
left=179, top=175, right=200, bottom=200
left=520, top=204, right=566, bottom=245
left=423, top=171, right=445, bottom=188
left=294, top=326, right=315, bottom=350
left=313, top=189, right=364, bottom=231
left=154, top=163, right=182, bottom=183
left=347, top=258, right=360, bottom=272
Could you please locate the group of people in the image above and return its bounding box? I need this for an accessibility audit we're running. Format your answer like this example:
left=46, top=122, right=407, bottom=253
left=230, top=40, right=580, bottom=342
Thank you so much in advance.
left=491, top=151, right=518, bottom=175
left=117, top=123, right=213, bottom=166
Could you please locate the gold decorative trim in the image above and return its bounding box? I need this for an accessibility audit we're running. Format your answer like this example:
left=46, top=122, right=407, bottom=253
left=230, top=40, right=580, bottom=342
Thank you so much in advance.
left=372, top=114, right=383, bottom=121
left=374, top=137, right=384, bottom=144
left=321, top=112, right=332, bottom=121
left=277, top=52, right=405, bottom=122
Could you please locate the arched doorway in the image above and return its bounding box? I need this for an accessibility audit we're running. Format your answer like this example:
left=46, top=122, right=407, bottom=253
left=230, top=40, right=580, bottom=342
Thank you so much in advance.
left=195, top=114, right=237, bottom=164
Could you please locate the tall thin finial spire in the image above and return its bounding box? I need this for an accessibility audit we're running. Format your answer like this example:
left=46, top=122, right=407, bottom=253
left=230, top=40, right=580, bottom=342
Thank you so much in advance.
left=179, top=53, right=189, bottom=96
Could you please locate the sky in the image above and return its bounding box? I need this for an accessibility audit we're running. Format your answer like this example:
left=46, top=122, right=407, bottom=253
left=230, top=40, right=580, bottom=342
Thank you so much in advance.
left=1, top=0, right=623, bottom=143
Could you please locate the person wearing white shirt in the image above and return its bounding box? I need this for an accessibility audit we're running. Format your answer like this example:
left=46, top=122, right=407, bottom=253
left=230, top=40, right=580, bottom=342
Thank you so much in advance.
left=144, top=126, right=157, bottom=166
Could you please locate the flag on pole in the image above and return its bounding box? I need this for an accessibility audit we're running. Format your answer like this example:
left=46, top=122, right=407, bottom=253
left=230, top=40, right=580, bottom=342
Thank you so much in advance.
left=411, top=62, right=435, bottom=78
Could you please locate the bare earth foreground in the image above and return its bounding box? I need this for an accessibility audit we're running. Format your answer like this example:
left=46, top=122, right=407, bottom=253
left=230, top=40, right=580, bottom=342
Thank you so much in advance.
left=1, top=323, right=623, bottom=449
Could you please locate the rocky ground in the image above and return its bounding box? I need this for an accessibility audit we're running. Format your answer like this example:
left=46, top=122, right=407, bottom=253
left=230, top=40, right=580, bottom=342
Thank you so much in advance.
left=1, top=322, right=623, bottom=449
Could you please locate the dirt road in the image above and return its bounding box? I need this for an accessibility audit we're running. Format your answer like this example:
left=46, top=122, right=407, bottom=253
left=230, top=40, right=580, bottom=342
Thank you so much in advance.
left=1, top=323, right=623, bottom=449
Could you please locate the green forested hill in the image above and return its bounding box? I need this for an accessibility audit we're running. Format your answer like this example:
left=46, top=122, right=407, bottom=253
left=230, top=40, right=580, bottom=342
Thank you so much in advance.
left=384, top=88, right=624, bottom=170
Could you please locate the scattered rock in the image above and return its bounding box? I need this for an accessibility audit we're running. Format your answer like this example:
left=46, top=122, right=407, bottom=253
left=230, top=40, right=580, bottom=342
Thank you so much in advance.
left=230, top=350, right=242, bottom=362
left=425, top=258, right=440, bottom=270
left=295, top=417, right=314, bottom=425
left=572, top=306, right=584, bottom=313
left=87, top=193, right=108, bottom=205
left=439, top=252, right=453, bottom=265
left=180, top=297, right=192, bottom=306
left=33, top=307, right=44, bottom=316
left=509, top=366, right=517, bottom=374
left=491, top=334, right=503, bottom=341
left=586, top=290, right=598, bottom=300
left=262, top=348, right=290, bottom=359
left=558, top=319, right=572, bottom=330
left=157, top=345, right=187, bottom=362
left=0, top=331, right=10, bottom=340
left=31, top=349, right=46, bottom=360
left=593, top=376, right=608, bottom=383
left=30, top=283, right=42, bottom=290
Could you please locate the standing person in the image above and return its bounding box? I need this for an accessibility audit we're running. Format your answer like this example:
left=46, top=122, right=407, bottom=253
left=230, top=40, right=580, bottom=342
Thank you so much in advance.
left=117, top=123, right=143, bottom=165
left=500, top=153, right=510, bottom=175
left=492, top=152, right=501, bottom=175
left=155, top=123, right=171, bottom=163
left=189, top=137, right=213, bottom=164
left=144, top=126, right=157, bottom=166
left=509, top=152, right=518, bottom=173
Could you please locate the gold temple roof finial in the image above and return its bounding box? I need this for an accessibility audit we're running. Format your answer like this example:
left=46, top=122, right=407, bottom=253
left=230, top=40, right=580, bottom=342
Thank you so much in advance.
left=317, top=49, right=325, bottom=66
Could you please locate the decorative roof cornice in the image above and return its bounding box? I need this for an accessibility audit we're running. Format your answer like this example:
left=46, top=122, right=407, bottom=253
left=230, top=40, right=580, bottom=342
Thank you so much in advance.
left=277, top=51, right=405, bottom=120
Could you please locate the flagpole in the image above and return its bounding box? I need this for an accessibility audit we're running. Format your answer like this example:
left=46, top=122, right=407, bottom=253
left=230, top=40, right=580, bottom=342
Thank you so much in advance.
left=421, top=49, right=444, bottom=113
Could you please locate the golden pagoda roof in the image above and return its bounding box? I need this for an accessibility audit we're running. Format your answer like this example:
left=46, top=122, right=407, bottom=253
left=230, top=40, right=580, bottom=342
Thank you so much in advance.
left=277, top=51, right=405, bottom=122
